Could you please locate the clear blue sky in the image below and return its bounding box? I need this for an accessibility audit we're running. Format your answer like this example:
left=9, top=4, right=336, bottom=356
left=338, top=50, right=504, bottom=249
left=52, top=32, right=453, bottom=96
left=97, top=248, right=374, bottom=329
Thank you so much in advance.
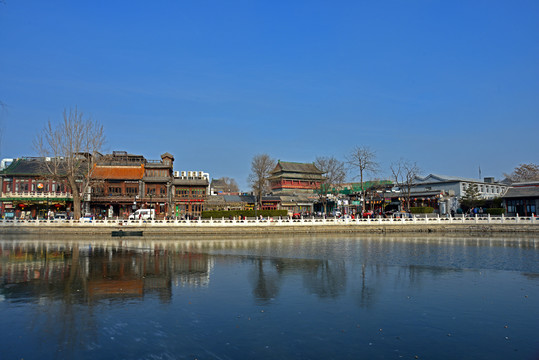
left=1, top=1, right=538, bottom=190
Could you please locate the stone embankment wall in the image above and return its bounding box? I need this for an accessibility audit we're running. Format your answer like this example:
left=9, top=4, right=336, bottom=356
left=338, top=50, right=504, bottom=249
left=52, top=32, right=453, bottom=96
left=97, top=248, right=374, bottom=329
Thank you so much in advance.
left=1, top=223, right=538, bottom=236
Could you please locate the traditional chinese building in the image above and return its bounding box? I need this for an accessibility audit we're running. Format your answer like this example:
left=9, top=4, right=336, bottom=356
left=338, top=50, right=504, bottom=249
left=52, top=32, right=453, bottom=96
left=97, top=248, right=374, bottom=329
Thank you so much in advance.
left=172, top=171, right=209, bottom=219
left=0, top=157, right=73, bottom=219
left=90, top=163, right=145, bottom=219
left=268, top=161, right=325, bottom=194
left=142, top=153, right=175, bottom=218
left=502, top=181, right=539, bottom=216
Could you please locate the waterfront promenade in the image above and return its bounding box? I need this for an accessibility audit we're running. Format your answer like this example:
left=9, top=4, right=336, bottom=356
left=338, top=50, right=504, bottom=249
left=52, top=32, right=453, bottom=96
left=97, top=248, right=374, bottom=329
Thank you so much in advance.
left=1, top=214, right=537, bottom=235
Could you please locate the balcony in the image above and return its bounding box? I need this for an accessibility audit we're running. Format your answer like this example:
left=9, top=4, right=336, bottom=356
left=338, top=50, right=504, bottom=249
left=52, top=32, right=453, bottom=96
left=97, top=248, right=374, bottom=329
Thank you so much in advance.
left=1, top=192, right=73, bottom=201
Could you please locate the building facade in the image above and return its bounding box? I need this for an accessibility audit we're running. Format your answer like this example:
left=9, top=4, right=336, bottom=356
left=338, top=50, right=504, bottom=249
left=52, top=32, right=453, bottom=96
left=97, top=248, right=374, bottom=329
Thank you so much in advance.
left=412, top=174, right=508, bottom=214
left=502, top=181, right=539, bottom=216
left=172, top=171, right=209, bottom=219
left=268, top=161, right=325, bottom=194
left=0, top=157, right=73, bottom=219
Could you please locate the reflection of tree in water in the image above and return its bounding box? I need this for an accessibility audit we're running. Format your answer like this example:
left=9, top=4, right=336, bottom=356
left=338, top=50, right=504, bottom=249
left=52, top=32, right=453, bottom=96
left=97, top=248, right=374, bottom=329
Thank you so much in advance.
left=248, top=257, right=347, bottom=302
left=357, top=264, right=376, bottom=308
left=250, top=257, right=283, bottom=304
left=29, top=244, right=98, bottom=355
left=302, top=260, right=346, bottom=299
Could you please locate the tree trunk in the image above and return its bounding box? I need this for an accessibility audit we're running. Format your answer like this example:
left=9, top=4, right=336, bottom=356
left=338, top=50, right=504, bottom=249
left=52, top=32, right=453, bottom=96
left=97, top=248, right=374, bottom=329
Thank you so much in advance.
left=68, top=175, right=81, bottom=220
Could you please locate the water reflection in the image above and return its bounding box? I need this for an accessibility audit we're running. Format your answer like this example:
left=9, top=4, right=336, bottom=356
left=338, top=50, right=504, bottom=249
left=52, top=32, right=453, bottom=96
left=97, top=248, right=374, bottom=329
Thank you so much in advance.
left=0, top=240, right=213, bottom=304
left=0, top=234, right=537, bottom=360
left=1, top=234, right=537, bottom=305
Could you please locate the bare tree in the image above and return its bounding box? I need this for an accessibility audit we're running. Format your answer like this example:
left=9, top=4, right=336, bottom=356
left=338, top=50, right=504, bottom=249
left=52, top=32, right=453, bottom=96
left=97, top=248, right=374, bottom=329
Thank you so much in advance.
left=390, top=159, right=421, bottom=212
left=33, top=108, right=105, bottom=219
left=221, top=177, right=240, bottom=193
left=503, top=163, right=539, bottom=183
left=315, top=156, right=347, bottom=214
left=346, top=146, right=378, bottom=212
left=248, top=154, right=276, bottom=208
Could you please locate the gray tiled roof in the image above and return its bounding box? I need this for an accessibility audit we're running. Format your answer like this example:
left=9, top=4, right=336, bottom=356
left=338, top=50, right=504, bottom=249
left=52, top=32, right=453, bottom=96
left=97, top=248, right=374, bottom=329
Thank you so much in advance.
left=1, top=157, right=72, bottom=176
left=502, top=186, right=539, bottom=198
left=143, top=176, right=171, bottom=183
left=271, top=161, right=324, bottom=175
left=414, top=174, right=500, bottom=184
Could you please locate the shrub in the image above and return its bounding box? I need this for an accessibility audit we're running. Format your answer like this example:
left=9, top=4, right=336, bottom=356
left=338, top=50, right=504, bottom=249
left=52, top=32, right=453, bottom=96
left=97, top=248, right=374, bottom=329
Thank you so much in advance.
left=486, top=208, right=504, bottom=215
left=201, top=210, right=288, bottom=219
left=410, top=207, right=434, bottom=214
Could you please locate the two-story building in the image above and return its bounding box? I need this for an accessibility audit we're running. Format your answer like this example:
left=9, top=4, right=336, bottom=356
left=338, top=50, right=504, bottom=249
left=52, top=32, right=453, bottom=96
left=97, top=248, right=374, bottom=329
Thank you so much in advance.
left=0, top=157, right=73, bottom=219
left=142, top=153, right=175, bottom=218
left=172, top=171, right=209, bottom=219
left=88, top=151, right=175, bottom=219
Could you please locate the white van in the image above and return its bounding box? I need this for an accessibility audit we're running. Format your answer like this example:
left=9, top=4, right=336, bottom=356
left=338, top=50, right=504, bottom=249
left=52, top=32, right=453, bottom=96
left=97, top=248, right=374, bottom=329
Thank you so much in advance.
left=128, top=209, right=155, bottom=220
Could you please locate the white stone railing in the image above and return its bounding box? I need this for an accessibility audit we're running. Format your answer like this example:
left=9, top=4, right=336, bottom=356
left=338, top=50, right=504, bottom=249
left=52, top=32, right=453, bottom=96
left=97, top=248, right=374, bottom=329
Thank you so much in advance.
left=0, top=214, right=536, bottom=227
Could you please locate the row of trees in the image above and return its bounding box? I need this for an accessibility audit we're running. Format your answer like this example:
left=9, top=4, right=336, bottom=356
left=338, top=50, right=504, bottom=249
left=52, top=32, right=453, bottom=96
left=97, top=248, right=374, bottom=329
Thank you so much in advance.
left=31, top=108, right=539, bottom=219
left=247, top=146, right=422, bottom=212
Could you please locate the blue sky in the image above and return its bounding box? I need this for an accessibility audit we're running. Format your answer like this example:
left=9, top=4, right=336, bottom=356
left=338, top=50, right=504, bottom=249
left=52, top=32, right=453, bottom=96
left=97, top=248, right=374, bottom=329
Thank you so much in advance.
left=1, top=1, right=538, bottom=190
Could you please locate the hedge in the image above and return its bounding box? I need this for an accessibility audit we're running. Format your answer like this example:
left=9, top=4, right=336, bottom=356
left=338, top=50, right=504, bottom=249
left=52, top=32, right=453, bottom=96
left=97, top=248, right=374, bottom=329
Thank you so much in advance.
left=201, top=210, right=288, bottom=219
left=410, top=207, right=434, bottom=214
left=486, top=208, right=504, bottom=215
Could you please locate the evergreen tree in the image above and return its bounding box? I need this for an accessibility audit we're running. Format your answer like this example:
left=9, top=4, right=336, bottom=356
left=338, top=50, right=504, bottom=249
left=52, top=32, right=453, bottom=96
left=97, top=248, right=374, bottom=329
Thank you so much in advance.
left=460, top=183, right=481, bottom=210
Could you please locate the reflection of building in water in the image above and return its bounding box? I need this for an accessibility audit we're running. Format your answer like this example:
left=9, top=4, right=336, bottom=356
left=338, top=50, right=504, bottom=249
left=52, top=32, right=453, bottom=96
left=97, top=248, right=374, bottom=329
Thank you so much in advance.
left=0, top=241, right=213, bottom=303
left=0, top=242, right=72, bottom=287
left=170, top=253, right=213, bottom=287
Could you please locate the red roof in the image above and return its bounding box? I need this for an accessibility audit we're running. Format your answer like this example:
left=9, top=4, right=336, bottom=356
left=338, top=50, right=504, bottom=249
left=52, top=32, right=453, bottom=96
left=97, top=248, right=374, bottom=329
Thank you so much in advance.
left=92, top=165, right=144, bottom=180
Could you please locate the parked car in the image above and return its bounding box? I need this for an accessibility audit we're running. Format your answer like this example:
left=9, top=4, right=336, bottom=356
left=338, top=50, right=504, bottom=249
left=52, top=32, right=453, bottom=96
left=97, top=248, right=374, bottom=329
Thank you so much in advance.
left=54, top=213, right=68, bottom=220
left=362, top=211, right=374, bottom=218
left=393, top=211, right=411, bottom=219
left=128, top=209, right=155, bottom=220
left=81, top=213, right=93, bottom=222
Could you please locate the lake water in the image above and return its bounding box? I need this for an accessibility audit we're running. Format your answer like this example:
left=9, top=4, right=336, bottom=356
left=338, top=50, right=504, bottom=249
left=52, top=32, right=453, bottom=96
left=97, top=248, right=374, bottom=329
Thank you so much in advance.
left=0, top=234, right=538, bottom=360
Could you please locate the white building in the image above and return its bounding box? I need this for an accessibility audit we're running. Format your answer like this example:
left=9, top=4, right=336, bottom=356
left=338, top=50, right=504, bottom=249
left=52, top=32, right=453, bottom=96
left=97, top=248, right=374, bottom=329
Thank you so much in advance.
left=412, top=174, right=508, bottom=213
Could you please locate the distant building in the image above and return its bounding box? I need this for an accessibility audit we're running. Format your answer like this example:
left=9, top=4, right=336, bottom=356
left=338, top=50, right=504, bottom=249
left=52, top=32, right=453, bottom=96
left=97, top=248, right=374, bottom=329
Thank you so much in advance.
left=412, top=174, right=508, bottom=214
left=210, top=178, right=239, bottom=195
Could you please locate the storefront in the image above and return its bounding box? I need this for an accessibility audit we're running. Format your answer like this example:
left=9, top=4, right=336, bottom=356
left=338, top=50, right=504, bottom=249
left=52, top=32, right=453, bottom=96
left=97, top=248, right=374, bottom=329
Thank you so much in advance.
left=1, top=196, right=72, bottom=219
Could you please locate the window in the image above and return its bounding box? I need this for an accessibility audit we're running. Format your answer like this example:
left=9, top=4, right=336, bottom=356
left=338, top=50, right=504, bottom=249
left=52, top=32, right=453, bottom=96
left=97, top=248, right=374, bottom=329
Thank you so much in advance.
left=126, top=187, right=138, bottom=194
left=160, top=187, right=166, bottom=195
